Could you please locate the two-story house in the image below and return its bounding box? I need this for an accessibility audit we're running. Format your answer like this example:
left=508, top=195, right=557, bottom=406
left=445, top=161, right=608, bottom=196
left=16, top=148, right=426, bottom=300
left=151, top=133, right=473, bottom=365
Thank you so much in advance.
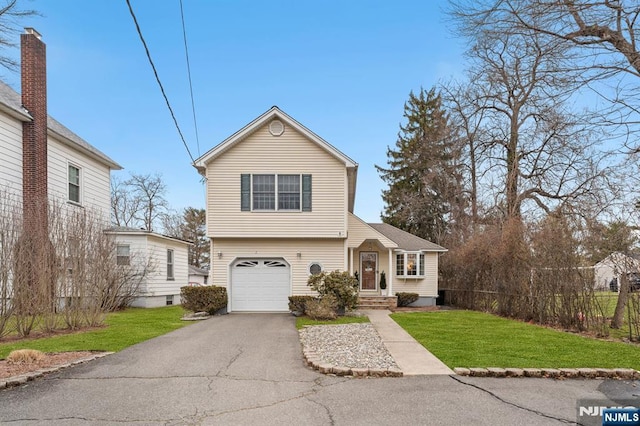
left=194, top=107, right=446, bottom=312
left=0, top=28, right=189, bottom=308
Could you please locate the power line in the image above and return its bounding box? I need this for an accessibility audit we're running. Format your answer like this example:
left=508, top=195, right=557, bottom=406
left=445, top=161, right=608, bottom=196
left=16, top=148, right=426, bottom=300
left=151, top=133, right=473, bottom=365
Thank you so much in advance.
left=125, top=0, right=195, bottom=164
left=179, top=0, right=201, bottom=158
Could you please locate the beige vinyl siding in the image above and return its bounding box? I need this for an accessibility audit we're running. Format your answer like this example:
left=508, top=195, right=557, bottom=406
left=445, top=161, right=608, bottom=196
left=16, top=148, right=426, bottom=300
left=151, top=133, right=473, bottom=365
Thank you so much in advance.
left=48, top=135, right=112, bottom=220
left=392, top=252, right=439, bottom=297
left=347, top=213, right=396, bottom=248
left=211, top=238, right=345, bottom=296
left=0, top=112, right=24, bottom=198
left=206, top=124, right=347, bottom=238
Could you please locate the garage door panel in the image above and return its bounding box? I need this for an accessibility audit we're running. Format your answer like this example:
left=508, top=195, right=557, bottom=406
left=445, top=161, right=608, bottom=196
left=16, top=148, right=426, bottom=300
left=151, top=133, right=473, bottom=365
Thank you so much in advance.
left=232, top=259, right=290, bottom=312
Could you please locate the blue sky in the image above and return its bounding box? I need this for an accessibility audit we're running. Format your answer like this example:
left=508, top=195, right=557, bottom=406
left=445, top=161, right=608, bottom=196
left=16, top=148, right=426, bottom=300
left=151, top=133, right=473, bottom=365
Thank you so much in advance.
left=5, top=0, right=464, bottom=222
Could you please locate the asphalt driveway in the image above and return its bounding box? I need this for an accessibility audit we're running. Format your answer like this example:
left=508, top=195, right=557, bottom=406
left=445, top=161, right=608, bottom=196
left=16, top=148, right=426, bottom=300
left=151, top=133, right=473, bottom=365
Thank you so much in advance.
left=0, top=313, right=637, bottom=425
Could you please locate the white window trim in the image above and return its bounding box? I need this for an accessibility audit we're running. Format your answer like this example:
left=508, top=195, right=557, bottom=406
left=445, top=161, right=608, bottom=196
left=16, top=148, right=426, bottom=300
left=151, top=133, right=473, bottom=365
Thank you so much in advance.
left=395, top=251, right=426, bottom=278
left=116, top=244, right=131, bottom=266
left=167, top=249, right=175, bottom=280
left=67, top=162, right=82, bottom=205
left=308, top=262, right=323, bottom=276
left=251, top=173, right=302, bottom=212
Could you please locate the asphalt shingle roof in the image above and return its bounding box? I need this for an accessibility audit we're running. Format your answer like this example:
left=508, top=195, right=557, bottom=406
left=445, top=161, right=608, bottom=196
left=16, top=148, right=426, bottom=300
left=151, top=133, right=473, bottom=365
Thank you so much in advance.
left=367, top=223, right=447, bottom=252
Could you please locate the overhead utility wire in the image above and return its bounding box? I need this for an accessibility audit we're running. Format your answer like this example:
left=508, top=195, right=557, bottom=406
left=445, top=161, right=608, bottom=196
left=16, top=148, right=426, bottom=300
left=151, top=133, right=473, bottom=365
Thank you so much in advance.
left=179, top=0, right=201, bottom=158
left=125, top=0, right=195, bottom=164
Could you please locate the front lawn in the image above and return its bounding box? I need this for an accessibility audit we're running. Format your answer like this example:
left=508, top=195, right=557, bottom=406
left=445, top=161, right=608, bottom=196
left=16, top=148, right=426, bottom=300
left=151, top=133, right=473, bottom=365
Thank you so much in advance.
left=0, top=306, right=188, bottom=359
left=295, top=315, right=369, bottom=329
left=392, top=310, right=640, bottom=369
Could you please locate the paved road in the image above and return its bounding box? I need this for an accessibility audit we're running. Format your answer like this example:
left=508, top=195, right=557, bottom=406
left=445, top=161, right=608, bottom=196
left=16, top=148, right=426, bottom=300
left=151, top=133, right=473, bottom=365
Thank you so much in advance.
left=0, top=314, right=637, bottom=425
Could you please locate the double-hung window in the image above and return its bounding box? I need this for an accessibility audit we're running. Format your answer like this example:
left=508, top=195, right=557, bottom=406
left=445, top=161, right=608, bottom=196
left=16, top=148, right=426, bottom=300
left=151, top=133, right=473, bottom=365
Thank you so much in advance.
left=116, top=245, right=130, bottom=266
left=68, top=164, right=81, bottom=204
left=241, top=174, right=311, bottom=211
left=167, top=249, right=174, bottom=280
left=396, top=252, right=426, bottom=278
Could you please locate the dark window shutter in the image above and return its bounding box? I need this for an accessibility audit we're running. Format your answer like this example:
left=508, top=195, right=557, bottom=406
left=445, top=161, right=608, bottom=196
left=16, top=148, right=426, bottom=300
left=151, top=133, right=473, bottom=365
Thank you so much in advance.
left=241, top=174, right=250, bottom=211
left=302, top=174, right=312, bottom=212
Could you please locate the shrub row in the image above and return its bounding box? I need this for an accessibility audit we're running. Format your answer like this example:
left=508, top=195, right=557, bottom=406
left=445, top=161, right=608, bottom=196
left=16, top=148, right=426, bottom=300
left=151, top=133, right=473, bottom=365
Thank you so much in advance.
left=181, top=286, right=228, bottom=314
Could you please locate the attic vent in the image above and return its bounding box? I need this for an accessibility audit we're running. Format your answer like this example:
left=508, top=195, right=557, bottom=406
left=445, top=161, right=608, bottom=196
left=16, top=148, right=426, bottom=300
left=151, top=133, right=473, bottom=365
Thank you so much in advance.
left=269, top=120, right=285, bottom=136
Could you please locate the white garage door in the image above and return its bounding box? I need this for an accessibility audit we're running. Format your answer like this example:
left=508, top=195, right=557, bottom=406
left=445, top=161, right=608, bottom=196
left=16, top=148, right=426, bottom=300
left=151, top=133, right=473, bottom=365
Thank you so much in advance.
left=231, top=259, right=290, bottom=312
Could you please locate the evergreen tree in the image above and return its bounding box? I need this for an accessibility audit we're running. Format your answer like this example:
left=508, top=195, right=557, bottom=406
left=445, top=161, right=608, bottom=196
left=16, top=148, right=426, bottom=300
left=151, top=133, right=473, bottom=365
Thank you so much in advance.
left=376, top=88, right=462, bottom=244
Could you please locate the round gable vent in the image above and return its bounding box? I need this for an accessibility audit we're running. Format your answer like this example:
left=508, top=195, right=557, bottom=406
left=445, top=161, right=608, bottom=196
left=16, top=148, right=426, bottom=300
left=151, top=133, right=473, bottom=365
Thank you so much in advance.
left=269, top=119, right=285, bottom=136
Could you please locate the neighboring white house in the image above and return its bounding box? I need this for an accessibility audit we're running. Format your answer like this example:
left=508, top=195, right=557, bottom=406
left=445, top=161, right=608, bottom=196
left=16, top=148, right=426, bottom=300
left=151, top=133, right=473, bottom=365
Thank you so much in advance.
left=0, top=28, right=121, bottom=219
left=594, top=252, right=640, bottom=291
left=107, top=227, right=190, bottom=308
left=193, top=106, right=447, bottom=312
left=188, top=265, right=209, bottom=286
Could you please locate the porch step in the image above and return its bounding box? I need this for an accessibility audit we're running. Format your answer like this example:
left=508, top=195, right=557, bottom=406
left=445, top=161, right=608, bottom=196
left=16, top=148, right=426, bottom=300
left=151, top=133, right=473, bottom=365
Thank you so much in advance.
left=358, top=296, right=397, bottom=310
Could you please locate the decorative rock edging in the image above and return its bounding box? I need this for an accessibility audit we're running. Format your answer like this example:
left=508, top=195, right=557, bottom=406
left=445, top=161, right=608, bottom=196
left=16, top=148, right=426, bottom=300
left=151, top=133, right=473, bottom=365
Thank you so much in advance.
left=453, top=367, right=640, bottom=379
left=302, top=349, right=403, bottom=378
left=0, top=352, right=113, bottom=390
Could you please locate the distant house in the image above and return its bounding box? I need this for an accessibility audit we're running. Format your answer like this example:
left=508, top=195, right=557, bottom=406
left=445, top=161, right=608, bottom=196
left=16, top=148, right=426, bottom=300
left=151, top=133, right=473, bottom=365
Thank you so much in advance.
left=594, top=252, right=640, bottom=291
left=188, top=265, right=209, bottom=286
left=106, top=227, right=190, bottom=307
left=193, top=106, right=447, bottom=312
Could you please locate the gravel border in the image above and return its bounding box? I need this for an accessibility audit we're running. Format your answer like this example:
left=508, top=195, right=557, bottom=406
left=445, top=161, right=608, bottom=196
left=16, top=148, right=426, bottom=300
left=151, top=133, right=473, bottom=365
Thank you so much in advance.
left=454, top=367, right=640, bottom=379
left=0, top=352, right=113, bottom=390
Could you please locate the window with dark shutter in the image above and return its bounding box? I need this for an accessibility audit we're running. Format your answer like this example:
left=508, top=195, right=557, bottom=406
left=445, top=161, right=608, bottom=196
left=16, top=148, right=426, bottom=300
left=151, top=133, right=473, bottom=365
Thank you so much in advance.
left=302, top=174, right=312, bottom=212
left=241, top=174, right=250, bottom=211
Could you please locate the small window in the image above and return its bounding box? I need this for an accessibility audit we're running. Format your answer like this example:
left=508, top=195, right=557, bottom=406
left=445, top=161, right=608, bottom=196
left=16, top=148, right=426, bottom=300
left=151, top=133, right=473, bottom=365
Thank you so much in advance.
left=166, top=295, right=174, bottom=306
left=396, top=252, right=425, bottom=278
left=167, top=249, right=174, bottom=280
left=278, top=175, right=300, bottom=210
left=309, top=263, right=322, bottom=275
left=116, top=245, right=130, bottom=266
left=396, top=254, right=404, bottom=276
left=253, top=175, right=276, bottom=210
left=68, top=164, right=80, bottom=203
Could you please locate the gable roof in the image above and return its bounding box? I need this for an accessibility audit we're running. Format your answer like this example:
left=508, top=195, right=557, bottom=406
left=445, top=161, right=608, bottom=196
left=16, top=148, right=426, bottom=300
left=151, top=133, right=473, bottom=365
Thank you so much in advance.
left=367, top=223, right=447, bottom=252
left=193, top=106, right=359, bottom=212
left=0, top=80, right=122, bottom=170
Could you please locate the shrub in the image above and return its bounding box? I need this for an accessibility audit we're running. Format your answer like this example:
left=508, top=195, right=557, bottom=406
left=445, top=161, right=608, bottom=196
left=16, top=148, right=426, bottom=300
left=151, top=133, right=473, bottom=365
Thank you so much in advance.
left=7, top=349, right=45, bottom=364
left=307, top=270, right=359, bottom=311
left=181, top=286, right=228, bottom=314
left=396, top=292, right=419, bottom=307
left=304, top=295, right=338, bottom=320
left=288, top=295, right=315, bottom=314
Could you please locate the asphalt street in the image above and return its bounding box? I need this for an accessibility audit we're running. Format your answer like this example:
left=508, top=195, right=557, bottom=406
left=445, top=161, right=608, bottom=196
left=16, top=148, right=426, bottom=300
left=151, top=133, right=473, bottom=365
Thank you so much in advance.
left=0, top=313, right=637, bottom=425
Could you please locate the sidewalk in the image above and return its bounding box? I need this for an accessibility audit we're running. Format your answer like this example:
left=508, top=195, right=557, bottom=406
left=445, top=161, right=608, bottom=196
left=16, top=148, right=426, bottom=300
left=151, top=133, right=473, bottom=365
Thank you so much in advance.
left=362, top=309, right=455, bottom=376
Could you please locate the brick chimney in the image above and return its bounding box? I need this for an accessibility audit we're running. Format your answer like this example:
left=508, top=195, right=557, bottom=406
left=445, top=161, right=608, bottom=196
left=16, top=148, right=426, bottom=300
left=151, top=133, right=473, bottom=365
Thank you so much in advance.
left=21, top=27, right=48, bottom=231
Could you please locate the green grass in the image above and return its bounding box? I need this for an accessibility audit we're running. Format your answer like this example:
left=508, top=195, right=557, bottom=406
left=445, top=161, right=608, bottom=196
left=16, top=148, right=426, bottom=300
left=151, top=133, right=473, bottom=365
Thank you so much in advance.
left=296, top=315, right=369, bottom=329
left=392, top=310, right=640, bottom=369
left=0, top=306, right=189, bottom=359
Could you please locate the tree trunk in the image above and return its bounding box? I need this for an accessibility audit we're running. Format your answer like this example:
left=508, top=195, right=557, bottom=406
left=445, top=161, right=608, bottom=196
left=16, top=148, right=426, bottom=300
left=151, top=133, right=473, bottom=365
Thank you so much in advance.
left=611, top=274, right=630, bottom=329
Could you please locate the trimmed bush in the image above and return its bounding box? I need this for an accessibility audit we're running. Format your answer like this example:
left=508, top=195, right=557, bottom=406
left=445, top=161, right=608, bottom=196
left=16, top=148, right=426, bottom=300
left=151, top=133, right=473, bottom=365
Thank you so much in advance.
left=307, top=270, right=359, bottom=311
left=396, top=292, right=419, bottom=307
left=181, top=286, right=227, bottom=315
left=305, top=295, right=338, bottom=320
left=288, top=295, right=315, bottom=314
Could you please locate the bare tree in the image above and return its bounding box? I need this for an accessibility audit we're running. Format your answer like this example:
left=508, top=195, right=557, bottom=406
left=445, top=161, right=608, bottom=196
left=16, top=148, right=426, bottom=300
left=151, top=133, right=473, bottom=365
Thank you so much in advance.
left=111, top=173, right=169, bottom=231
left=0, top=0, right=38, bottom=72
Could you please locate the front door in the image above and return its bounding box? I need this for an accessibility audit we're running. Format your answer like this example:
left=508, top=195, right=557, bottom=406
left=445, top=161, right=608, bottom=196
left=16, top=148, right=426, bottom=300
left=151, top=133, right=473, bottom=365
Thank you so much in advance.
left=360, top=252, right=377, bottom=291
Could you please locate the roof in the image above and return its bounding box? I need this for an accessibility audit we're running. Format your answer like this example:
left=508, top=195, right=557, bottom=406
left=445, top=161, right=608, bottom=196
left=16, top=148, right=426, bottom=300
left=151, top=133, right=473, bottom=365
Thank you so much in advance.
left=367, top=223, right=447, bottom=252
left=0, top=80, right=122, bottom=170
left=105, top=226, right=192, bottom=246
left=188, top=265, right=209, bottom=276
left=193, top=105, right=359, bottom=212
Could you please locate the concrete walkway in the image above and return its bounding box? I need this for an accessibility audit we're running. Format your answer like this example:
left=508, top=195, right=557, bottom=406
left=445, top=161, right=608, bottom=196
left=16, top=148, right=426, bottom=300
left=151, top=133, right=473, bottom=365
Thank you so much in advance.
left=363, top=309, right=455, bottom=375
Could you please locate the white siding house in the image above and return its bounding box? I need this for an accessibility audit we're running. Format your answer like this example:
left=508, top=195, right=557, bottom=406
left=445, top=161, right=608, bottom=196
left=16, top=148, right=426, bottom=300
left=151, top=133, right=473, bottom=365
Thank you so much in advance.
left=194, top=107, right=446, bottom=312
left=108, top=228, right=191, bottom=308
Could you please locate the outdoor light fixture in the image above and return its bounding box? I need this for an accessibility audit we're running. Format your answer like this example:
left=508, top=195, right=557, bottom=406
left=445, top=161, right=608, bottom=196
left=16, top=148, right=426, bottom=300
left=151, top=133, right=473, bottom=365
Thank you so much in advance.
left=297, top=252, right=302, bottom=259
left=217, top=251, right=222, bottom=259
